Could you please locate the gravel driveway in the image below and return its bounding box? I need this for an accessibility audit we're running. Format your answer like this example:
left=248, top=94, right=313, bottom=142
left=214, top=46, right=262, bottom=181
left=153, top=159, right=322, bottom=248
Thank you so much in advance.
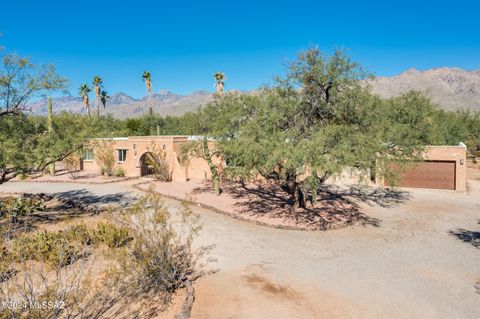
left=1, top=179, right=479, bottom=319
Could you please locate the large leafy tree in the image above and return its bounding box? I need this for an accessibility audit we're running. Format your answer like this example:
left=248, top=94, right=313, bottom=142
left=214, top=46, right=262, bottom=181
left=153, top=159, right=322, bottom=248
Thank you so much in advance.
left=0, top=54, right=66, bottom=117
left=0, top=48, right=68, bottom=183
left=201, top=48, right=434, bottom=208
left=0, top=112, right=124, bottom=184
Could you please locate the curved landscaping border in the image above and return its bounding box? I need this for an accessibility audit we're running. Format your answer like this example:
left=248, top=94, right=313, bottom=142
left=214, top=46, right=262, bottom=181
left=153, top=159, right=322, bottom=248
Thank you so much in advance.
left=9, top=176, right=140, bottom=185
left=131, top=181, right=365, bottom=231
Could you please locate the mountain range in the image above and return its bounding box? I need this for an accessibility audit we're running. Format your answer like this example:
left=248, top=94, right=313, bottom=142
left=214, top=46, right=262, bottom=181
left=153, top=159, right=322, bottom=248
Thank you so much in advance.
left=27, top=90, right=214, bottom=119
left=368, top=67, right=480, bottom=111
left=27, top=67, right=480, bottom=118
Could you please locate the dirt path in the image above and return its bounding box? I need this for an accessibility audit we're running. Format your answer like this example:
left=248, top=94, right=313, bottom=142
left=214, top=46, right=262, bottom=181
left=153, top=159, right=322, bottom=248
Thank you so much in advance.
left=1, top=179, right=479, bottom=318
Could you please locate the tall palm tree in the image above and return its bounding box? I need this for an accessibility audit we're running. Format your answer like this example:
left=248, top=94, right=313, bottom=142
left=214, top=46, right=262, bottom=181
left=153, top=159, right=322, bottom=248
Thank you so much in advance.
left=79, top=84, right=91, bottom=116
left=92, top=76, right=103, bottom=117
left=100, top=90, right=109, bottom=109
left=214, top=72, right=226, bottom=96
left=142, top=71, right=153, bottom=115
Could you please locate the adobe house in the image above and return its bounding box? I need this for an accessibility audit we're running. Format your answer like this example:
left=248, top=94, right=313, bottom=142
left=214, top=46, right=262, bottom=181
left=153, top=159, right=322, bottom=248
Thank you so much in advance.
left=81, top=136, right=216, bottom=181
left=376, top=145, right=467, bottom=192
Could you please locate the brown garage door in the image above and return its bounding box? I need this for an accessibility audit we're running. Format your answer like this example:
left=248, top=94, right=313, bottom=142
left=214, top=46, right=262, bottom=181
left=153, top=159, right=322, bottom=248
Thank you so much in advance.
left=386, top=161, right=456, bottom=190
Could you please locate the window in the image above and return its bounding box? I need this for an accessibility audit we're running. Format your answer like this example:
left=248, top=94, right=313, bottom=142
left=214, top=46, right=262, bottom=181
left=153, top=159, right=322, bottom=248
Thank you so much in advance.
left=118, top=149, right=127, bottom=162
left=84, top=149, right=94, bottom=161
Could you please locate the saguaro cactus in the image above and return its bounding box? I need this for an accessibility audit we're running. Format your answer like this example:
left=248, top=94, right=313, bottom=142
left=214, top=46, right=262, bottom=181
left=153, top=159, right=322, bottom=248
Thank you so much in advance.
left=47, top=97, right=55, bottom=175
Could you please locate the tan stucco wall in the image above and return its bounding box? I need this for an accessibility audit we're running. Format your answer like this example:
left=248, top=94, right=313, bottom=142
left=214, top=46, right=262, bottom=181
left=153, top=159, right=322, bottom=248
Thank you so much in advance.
left=422, top=146, right=467, bottom=192
left=375, top=145, right=467, bottom=192
left=81, top=136, right=216, bottom=182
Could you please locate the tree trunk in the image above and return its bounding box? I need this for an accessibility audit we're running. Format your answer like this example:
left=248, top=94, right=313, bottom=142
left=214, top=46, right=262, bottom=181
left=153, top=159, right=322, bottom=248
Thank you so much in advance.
left=148, top=90, right=153, bottom=115
left=287, top=180, right=306, bottom=209
left=298, top=186, right=307, bottom=209
left=203, top=136, right=220, bottom=196
left=47, top=97, right=55, bottom=176
left=96, top=96, right=100, bottom=117
left=310, top=183, right=318, bottom=205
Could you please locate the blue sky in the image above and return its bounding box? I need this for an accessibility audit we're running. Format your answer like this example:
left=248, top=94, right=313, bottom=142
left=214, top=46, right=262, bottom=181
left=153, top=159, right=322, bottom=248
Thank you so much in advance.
left=1, top=0, right=478, bottom=97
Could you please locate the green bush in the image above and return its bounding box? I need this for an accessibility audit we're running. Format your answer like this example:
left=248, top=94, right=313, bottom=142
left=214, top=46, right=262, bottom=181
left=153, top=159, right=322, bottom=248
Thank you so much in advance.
left=12, top=231, right=82, bottom=267
left=94, top=222, right=130, bottom=248
left=65, top=224, right=94, bottom=245
left=10, top=197, right=45, bottom=218
left=114, top=166, right=125, bottom=178
left=3, top=223, right=130, bottom=268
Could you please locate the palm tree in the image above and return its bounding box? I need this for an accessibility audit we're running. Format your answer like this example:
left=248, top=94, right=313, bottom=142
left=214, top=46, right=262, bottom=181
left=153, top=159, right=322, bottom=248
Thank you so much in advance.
left=214, top=72, right=225, bottom=95
left=79, top=84, right=91, bottom=116
left=100, top=90, right=109, bottom=109
left=142, top=71, right=153, bottom=115
left=92, top=76, right=103, bottom=117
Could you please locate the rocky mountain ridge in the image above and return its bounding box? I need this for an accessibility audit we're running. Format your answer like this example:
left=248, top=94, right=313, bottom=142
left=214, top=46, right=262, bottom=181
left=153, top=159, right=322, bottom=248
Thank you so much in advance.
left=27, top=67, right=480, bottom=118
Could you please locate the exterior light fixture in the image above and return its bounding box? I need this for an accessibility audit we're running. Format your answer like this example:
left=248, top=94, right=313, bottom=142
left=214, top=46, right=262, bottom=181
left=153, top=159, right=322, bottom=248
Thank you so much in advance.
left=460, top=159, right=464, bottom=165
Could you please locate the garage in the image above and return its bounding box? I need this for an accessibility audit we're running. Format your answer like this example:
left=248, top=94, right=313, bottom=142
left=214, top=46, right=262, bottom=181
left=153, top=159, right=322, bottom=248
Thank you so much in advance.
left=386, top=160, right=456, bottom=190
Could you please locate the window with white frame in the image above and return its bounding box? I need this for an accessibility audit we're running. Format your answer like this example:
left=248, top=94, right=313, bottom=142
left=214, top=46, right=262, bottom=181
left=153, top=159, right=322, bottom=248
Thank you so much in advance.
left=118, top=149, right=127, bottom=162
left=84, top=149, right=94, bottom=161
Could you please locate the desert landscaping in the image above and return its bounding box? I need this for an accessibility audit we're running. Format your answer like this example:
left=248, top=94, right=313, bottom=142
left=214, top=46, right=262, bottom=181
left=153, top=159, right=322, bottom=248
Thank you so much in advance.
left=2, top=2, right=480, bottom=318
left=0, top=162, right=479, bottom=318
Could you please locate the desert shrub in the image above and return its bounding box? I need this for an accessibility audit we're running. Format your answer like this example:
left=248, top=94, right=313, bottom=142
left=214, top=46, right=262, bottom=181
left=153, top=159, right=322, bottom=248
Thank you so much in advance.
left=145, top=142, right=172, bottom=182
left=1, top=196, right=45, bottom=223
left=11, top=231, right=83, bottom=267
left=0, top=201, right=6, bottom=219
left=62, top=152, right=82, bottom=180
left=112, top=191, right=205, bottom=306
left=93, top=141, right=115, bottom=176
left=0, top=239, right=12, bottom=281
left=0, top=193, right=205, bottom=318
left=0, top=248, right=130, bottom=319
left=65, top=224, right=94, bottom=245
left=11, top=197, right=45, bottom=217
left=153, top=158, right=172, bottom=182
left=5, top=223, right=130, bottom=268
left=114, top=166, right=125, bottom=178
left=94, top=222, right=130, bottom=248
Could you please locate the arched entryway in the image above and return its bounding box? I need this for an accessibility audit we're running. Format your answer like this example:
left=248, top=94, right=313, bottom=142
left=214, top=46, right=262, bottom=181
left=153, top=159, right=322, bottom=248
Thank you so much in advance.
left=139, top=152, right=159, bottom=177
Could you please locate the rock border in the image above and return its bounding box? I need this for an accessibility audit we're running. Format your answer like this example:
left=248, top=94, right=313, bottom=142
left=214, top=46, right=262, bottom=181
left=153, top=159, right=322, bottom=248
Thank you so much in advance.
left=10, top=176, right=140, bottom=185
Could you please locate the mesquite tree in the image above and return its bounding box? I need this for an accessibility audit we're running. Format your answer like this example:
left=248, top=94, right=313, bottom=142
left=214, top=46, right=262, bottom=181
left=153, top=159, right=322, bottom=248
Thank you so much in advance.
left=199, top=48, right=431, bottom=208
left=0, top=54, right=66, bottom=118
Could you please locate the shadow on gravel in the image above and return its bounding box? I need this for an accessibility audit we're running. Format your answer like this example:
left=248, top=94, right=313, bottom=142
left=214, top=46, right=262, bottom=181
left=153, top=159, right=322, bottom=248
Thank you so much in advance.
left=194, top=180, right=382, bottom=230
left=321, top=185, right=411, bottom=208
left=54, top=189, right=135, bottom=208
left=449, top=226, right=480, bottom=250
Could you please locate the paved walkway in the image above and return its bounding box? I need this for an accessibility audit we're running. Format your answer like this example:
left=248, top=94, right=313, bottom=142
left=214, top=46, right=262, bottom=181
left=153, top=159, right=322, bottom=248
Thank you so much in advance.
left=1, top=180, right=479, bottom=319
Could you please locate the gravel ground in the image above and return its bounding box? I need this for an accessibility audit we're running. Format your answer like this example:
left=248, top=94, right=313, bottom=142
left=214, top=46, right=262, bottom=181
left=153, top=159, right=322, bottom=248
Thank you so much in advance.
left=1, top=176, right=479, bottom=319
